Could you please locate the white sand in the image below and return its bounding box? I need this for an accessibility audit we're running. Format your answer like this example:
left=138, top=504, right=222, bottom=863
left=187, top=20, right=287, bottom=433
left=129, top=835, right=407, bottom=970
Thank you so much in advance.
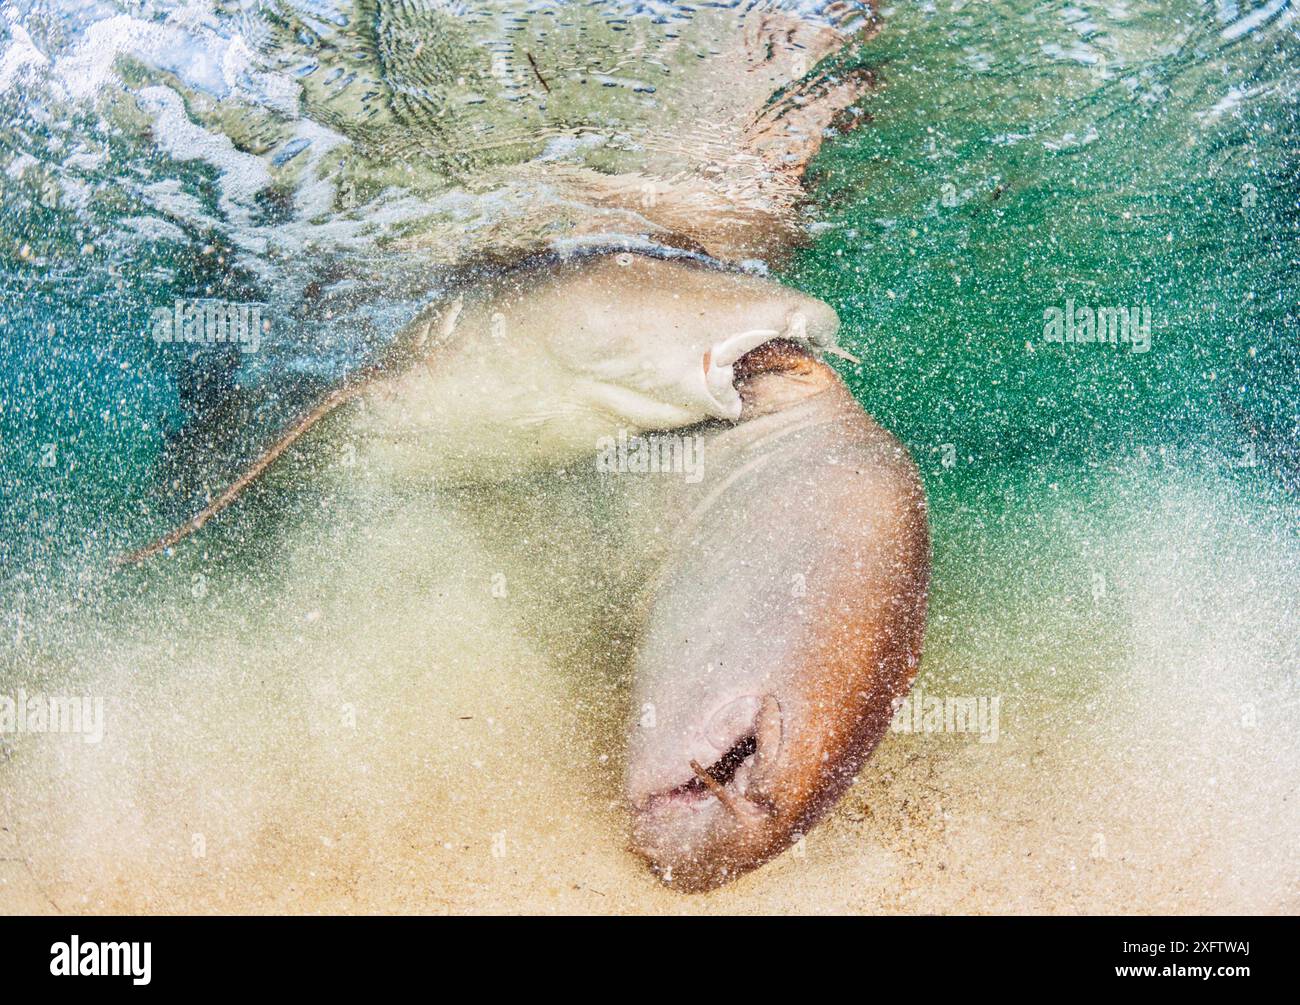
left=2, top=459, right=1297, bottom=914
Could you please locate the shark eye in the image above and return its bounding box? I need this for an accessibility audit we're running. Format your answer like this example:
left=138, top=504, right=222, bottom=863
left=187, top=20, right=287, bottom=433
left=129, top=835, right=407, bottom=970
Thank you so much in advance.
left=615, top=253, right=634, bottom=267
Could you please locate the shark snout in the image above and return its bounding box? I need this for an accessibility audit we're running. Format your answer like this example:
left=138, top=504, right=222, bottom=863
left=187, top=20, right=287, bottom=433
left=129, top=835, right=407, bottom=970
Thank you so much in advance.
left=628, top=692, right=802, bottom=891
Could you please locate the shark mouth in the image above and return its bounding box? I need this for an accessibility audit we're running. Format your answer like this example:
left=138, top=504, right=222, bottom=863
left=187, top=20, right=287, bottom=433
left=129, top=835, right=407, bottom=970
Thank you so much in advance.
left=634, top=695, right=783, bottom=820
left=663, top=733, right=759, bottom=807
left=700, top=317, right=859, bottom=421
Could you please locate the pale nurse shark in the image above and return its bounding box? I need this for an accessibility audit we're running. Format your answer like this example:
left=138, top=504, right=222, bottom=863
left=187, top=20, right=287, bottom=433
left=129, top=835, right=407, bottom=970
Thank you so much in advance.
left=119, top=248, right=930, bottom=890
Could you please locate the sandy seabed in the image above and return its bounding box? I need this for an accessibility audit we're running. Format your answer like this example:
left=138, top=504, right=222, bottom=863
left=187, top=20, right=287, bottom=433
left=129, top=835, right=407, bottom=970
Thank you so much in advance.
left=2, top=458, right=1297, bottom=915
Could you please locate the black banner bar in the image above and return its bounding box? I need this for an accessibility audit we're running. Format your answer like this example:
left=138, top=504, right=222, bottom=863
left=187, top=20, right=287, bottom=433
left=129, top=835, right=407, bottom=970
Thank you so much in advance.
left=0, top=915, right=1284, bottom=990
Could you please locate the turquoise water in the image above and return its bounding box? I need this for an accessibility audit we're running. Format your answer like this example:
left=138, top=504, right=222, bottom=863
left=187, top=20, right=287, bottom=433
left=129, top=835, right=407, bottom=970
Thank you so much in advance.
left=777, top=6, right=1300, bottom=689
left=793, top=1, right=1297, bottom=485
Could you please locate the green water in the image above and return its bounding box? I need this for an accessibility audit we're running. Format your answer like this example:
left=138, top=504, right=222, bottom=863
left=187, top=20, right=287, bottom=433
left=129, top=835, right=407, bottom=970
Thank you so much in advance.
left=781, top=1, right=1299, bottom=706
left=792, top=2, right=1297, bottom=491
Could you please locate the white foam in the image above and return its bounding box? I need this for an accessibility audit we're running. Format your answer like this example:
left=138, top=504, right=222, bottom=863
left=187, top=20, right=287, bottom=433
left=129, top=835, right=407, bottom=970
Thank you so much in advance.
left=136, top=84, right=271, bottom=226
left=0, top=19, right=48, bottom=92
